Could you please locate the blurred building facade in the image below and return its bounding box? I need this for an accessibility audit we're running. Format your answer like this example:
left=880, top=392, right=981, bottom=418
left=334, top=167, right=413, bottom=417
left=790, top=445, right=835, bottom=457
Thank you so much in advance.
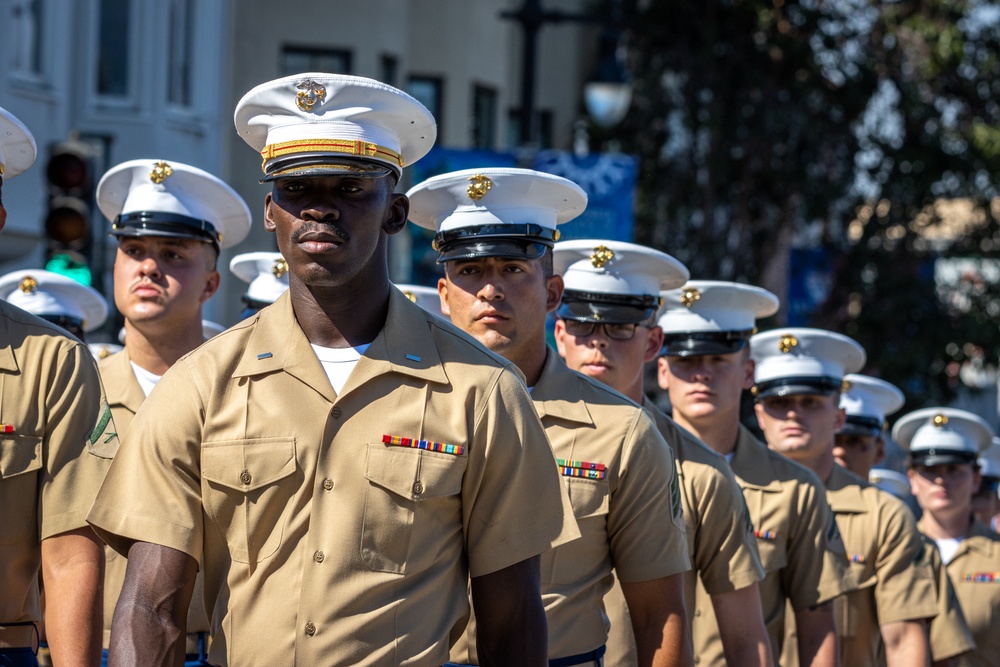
left=0, top=0, right=594, bottom=328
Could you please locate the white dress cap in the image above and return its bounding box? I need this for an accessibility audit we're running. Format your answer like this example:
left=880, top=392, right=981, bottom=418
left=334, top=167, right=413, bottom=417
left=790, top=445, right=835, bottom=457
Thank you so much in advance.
left=891, top=407, right=993, bottom=467
left=552, top=240, right=688, bottom=324
left=979, top=440, right=1000, bottom=478
left=869, top=468, right=912, bottom=500
left=838, top=374, right=906, bottom=437
left=203, top=320, right=226, bottom=340
left=97, top=159, right=251, bottom=250
left=235, top=73, right=436, bottom=180
left=658, top=280, right=779, bottom=356
left=750, top=328, right=865, bottom=399
left=0, top=107, right=37, bottom=180
left=394, top=284, right=448, bottom=320
left=230, top=252, right=290, bottom=305
left=407, top=168, right=587, bottom=263
left=0, top=269, right=108, bottom=332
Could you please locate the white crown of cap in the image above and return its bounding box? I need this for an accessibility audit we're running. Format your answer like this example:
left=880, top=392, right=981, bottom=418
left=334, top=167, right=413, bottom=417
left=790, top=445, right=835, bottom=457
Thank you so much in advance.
left=230, top=252, right=290, bottom=304
left=659, top=280, right=779, bottom=333
left=979, top=440, right=1000, bottom=477
left=234, top=73, right=436, bottom=174
left=407, top=167, right=587, bottom=233
left=750, top=328, right=866, bottom=385
left=202, top=320, right=225, bottom=340
left=96, top=159, right=252, bottom=249
left=0, top=269, right=108, bottom=331
left=394, top=284, right=447, bottom=319
left=553, top=239, right=688, bottom=297
left=868, top=468, right=911, bottom=499
left=891, top=406, right=994, bottom=456
left=0, top=107, right=37, bottom=180
left=840, top=374, right=905, bottom=422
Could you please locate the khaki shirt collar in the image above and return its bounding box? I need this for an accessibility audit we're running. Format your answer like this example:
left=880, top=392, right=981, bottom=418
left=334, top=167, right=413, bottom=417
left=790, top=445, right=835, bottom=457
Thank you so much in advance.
left=104, top=347, right=146, bottom=415
left=824, top=463, right=868, bottom=514
left=233, top=288, right=449, bottom=402
left=731, top=425, right=783, bottom=492
left=0, top=307, right=18, bottom=373
left=528, top=347, right=594, bottom=426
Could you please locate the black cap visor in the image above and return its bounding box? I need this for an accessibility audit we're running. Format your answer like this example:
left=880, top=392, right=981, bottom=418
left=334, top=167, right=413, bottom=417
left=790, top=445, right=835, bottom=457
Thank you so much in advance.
left=111, top=211, right=220, bottom=246
left=557, top=290, right=659, bottom=324
left=662, top=331, right=752, bottom=357
left=754, top=376, right=842, bottom=400
left=261, top=155, right=395, bottom=182
left=838, top=415, right=883, bottom=438
left=909, top=449, right=978, bottom=467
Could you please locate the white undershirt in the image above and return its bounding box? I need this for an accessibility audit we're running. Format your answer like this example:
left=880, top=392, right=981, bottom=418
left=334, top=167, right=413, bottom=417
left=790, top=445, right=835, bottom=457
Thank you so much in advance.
left=935, top=537, right=963, bottom=565
left=129, top=361, right=162, bottom=397
left=311, top=343, right=370, bottom=394
left=725, top=452, right=735, bottom=464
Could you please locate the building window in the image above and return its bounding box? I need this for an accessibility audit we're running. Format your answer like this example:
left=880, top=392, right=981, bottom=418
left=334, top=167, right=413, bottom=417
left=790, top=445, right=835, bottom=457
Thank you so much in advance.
left=10, top=0, right=45, bottom=77
left=97, top=0, right=130, bottom=96
left=166, top=0, right=194, bottom=107
left=472, top=85, right=498, bottom=149
left=280, top=46, right=351, bottom=76
left=507, top=108, right=553, bottom=150
left=408, top=76, right=443, bottom=140
left=380, top=55, right=398, bottom=87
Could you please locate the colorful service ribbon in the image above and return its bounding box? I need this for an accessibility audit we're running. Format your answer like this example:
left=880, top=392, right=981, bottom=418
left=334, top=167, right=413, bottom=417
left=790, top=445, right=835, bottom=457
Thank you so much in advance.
left=382, top=434, right=464, bottom=456
left=557, top=458, right=606, bottom=480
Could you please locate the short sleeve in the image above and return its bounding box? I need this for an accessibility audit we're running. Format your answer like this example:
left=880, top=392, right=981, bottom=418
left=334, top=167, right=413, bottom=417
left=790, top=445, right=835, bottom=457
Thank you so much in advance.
left=873, top=494, right=938, bottom=625
left=88, top=358, right=206, bottom=561
left=784, top=481, right=851, bottom=610
left=462, top=367, right=579, bottom=578
left=608, top=411, right=690, bottom=583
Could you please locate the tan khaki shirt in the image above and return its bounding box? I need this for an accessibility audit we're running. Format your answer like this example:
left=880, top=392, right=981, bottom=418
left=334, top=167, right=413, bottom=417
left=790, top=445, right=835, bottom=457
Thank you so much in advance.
left=603, top=400, right=764, bottom=667
left=692, top=426, right=849, bottom=667
left=451, top=350, right=690, bottom=664
left=926, top=518, right=1000, bottom=667
left=921, top=535, right=975, bottom=662
left=0, top=301, right=114, bottom=625
left=824, top=464, right=937, bottom=667
left=97, top=348, right=211, bottom=649
left=88, top=290, right=576, bottom=667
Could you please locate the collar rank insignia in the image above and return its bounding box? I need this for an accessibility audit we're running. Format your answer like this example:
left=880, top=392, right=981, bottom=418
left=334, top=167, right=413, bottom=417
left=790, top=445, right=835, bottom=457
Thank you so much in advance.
left=467, top=174, right=492, bottom=201
left=778, top=334, right=798, bottom=353
left=295, top=79, right=327, bottom=112
left=590, top=245, right=614, bottom=269
left=149, top=160, right=173, bottom=184
left=680, top=286, right=701, bottom=308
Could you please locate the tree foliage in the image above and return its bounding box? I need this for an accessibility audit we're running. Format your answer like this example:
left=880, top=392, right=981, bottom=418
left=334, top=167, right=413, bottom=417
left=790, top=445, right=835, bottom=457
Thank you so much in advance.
left=606, top=0, right=1000, bottom=410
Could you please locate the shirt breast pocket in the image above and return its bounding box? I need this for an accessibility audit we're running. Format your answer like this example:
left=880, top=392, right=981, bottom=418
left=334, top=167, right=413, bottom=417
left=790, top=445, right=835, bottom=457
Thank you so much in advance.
left=566, top=477, right=610, bottom=520
left=362, top=443, right=465, bottom=575
left=755, top=534, right=788, bottom=574
left=201, top=437, right=298, bottom=564
left=0, top=434, right=43, bottom=545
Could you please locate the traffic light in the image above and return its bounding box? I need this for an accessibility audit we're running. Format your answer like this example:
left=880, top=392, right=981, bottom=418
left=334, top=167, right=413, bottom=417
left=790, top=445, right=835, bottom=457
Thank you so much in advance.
left=43, top=141, right=95, bottom=285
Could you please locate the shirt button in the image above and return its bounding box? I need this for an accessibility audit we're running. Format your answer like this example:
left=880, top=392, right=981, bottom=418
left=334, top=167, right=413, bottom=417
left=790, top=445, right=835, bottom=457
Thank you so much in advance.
left=331, top=407, right=342, bottom=419
left=314, top=550, right=325, bottom=563
left=694, top=609, right=701, bottom=617
left=240, top=470, right=252, bottom=485
left=304, top=622, right=316, bottom=636
left=322, top=478, right=334, bottom=491
left=693, top=657, right=700, bottom=665
left=412, top=481, right=424, bottom=495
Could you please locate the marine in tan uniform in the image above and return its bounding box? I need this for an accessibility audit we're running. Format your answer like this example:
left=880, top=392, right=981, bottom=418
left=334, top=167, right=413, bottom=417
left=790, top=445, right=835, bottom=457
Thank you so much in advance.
left=550, top=241, right=769, bottom=666
left=0, top=106, right=116, bottom=667
left=897, top=407, right=1000, bottom=667
left=92, top=157, right=252, bottom=666
left=88, top=73, right=575, bottom=667
left=657, top=282, right=851, bottom=667
left=841, top=378, right=975, bottom=665
left=411, top=170, right=692, bottom=666
left=752, top=329, right=936, bottom=667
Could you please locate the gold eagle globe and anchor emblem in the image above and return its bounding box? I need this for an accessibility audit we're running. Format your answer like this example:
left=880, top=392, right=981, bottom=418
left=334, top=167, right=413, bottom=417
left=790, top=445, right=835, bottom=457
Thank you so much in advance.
left=466, top=174, right=493, bottom=201
left=149, top=161, right=173, bottom=184
left=295, top=79, right=327, bottom=112
left=18, top=276, right=38, bottom=294
left=932, top=413, right=949, bottom=427
left=590, top=245, right=615, bottom=269
left=680, top=287, right=701, bottom=308
left=271, top=257, right=289, bottom=279
left=778, top=334, right=799, bottom=354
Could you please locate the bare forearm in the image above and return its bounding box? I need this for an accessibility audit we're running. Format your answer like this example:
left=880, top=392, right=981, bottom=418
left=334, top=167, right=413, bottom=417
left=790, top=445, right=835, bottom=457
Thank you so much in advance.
left=472, top=557, right=547, bottom=667
left=712, top=586, right=773, bottom=667
left=108, top=542, right=197, bottom=667
left=795, top=602, right=838, bottom=667
left=883, top=620, right=930, bottom=667
left=42, top=528, right=104, bottom=667
left=622, top=575, right=693, bottom=667
left=635, top=609, right=692, bottom=667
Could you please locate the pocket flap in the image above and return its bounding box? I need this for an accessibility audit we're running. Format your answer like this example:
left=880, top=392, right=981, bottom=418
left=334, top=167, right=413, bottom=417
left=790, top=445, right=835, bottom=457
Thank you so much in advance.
left=366, top=444, right=464, bottom=500
left=202, top=438, right=296, bottom=492
left=567, top=477, right=610, bottom=519
left=0, top=435, right=43, bottom=479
